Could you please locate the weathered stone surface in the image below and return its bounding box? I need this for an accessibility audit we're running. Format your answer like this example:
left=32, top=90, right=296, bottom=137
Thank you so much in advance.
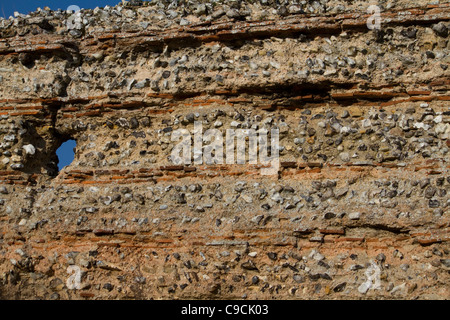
left=0, top=0, right=449, bottom=300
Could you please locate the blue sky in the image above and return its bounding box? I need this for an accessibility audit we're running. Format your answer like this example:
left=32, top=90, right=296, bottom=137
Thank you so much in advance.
left=1, top=0, right=121, bottom=18
left=57, top=139, right=76, bottom=170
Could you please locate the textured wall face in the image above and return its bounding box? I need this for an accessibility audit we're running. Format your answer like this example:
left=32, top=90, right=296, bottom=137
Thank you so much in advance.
left=0, top=0, right=449, bottom=300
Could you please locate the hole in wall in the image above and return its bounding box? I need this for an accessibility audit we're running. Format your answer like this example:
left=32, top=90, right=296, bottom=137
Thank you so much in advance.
left=56, top=139, right=76, bottom=172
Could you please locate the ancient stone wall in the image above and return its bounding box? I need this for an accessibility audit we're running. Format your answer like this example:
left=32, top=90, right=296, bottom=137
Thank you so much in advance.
left=0, top=0, right=449, bottom=299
